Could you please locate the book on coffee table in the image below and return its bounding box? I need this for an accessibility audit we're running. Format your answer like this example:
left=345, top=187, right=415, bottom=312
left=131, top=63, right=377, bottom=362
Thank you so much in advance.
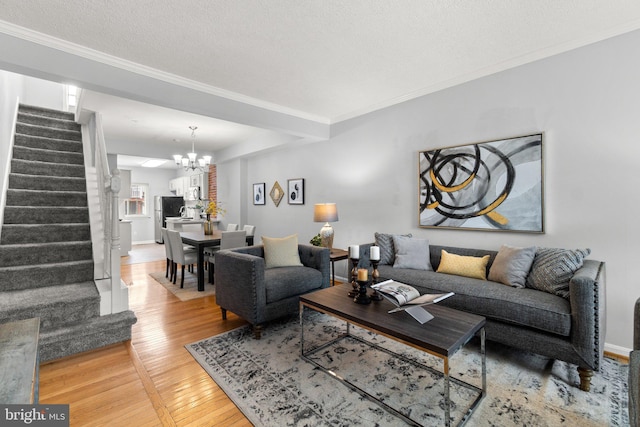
left=371, top=280, right=454, bottom=323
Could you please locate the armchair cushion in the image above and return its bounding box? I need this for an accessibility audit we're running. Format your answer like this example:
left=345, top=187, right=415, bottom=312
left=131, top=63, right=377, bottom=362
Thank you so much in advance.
left=262, top=234, right=303, bottom=268
left=265, top=266, right=324, bottom=303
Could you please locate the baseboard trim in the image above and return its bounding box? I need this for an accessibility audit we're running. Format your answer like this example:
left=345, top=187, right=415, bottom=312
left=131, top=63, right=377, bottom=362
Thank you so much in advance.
left=133, top=240, right=157, bottom=245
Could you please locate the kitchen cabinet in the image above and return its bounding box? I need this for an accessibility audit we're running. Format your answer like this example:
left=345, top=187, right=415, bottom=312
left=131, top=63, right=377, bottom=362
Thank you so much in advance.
left=170, top=173, right=208, bottom=200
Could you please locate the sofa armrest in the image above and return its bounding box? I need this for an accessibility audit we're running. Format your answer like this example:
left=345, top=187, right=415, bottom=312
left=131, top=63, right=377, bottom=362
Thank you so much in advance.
left=214, top=249, right=266, bottom=325
left=569, top=259, right=606, bottom=371
left=635, top=297, right=640, bottom=351
left=298, top=244, right=331, bottom=288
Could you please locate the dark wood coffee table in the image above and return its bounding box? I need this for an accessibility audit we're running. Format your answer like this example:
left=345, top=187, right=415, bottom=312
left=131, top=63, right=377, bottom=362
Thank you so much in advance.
left=299, top=284, right=486, bottom=427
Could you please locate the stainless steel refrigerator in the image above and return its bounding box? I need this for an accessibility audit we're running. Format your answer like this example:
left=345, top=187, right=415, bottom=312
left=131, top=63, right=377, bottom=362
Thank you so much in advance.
left=154, top=196, right=184, bottom=243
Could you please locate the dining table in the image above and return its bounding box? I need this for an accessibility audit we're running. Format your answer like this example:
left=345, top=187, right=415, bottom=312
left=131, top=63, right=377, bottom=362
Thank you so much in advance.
left=180, top=230, right=255, bottom=291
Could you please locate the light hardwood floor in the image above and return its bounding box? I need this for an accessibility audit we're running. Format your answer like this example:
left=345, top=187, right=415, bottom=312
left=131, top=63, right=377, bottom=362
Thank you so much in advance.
left=39, top=254, right=252, bottom=426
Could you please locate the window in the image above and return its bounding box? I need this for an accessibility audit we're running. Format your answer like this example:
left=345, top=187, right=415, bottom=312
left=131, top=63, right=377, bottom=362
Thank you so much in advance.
left=124, top=183, right=149, bottom=217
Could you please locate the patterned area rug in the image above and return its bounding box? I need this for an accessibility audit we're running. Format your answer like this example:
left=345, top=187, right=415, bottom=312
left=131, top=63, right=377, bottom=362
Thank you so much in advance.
left=149, top=271, right=215, bottom=301
left=187, top=311, right=629, bottom=426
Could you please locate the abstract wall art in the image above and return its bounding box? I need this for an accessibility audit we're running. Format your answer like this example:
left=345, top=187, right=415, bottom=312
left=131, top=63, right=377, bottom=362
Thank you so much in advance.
left=253, top=183, right=265, bottom=205
left=287, top=178, right=305, bottom=205
left=418, top=133, right=544, bottom=233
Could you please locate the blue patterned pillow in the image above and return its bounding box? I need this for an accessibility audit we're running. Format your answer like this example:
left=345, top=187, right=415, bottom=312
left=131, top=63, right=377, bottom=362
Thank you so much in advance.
left=374, top=232, right=412, bottom=265
left=525, top=247, right=591, bottom=298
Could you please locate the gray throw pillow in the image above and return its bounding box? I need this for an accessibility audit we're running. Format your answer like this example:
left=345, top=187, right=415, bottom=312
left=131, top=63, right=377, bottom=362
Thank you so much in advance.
left=525, top=247, right=591, bottom=298
left=488, top=245, right=536, bottom=288
left=392, top=235, right=433, bottom=271
left=375, top=232, right=412, bottom=265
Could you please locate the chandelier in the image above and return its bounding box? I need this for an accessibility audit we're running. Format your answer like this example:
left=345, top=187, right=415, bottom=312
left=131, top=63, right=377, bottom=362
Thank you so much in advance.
left=172, top=126, right=212, bottom=171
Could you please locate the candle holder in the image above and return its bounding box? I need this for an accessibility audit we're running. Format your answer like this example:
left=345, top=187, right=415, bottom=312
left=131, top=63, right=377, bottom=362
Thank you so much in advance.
left=347, top=256, right=359, bottom=298
left=354, top=280, right=371, bottom=304
left=369, top=259, right=384, bottom=301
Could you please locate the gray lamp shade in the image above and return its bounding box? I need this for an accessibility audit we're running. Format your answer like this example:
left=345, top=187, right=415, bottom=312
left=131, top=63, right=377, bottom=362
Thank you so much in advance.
left=313, top=203, right=339, bottom=223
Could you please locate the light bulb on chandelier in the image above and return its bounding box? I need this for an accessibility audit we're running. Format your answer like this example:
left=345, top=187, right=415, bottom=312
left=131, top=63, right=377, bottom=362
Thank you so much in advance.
left=172, top=126, right=212, bottom=171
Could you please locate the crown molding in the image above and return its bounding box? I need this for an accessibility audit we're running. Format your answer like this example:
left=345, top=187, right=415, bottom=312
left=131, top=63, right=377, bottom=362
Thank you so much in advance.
left=0, top=20, right=330, bottom=125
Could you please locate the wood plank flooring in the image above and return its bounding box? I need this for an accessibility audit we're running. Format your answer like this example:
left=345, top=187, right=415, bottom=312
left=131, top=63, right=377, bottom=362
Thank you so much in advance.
left=38, top=257, right=252, bottom=427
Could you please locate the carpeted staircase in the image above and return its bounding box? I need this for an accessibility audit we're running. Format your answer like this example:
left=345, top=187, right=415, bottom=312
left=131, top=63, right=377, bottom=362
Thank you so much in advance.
left=0, top=104, right=136, bottom=362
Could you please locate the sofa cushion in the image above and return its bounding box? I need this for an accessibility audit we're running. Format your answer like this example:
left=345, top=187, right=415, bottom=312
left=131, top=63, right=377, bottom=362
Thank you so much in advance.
left=526, top=247, right=591, bottom=298
left=378, top=265, right=571, bottom=336
left=392, top=235, right=432, bottom=271
left=488, top=245, right=536, bottom=288
left=262, top=234, right=303, bottom=269
left=375, top=232, right=412, bottom=265
left=436, top=250, right=489, bottom=280
left=264, top=266, right=323, bottom=303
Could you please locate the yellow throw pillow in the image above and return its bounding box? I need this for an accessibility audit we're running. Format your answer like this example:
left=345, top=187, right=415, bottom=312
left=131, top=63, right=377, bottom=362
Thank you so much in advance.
left=262, top=234, right=303, bottom=268
left=436, top=250, right=489, bottom=280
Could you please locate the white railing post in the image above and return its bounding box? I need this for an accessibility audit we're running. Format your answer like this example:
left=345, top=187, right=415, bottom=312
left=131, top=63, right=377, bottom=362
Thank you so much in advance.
left=109, top=169, right=122, bottom=312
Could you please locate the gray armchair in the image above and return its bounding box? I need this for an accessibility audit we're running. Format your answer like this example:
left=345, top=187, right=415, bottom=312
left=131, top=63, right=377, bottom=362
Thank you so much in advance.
left=631, top=297, right=640, bottom=427
left=214, top=244, right=330, bottom=338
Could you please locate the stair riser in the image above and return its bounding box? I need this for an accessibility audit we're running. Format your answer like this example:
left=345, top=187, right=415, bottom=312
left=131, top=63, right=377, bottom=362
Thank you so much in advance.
left=6, top=189, right=88, bottom=207
left=16, top=123, right=81, bottom=142
left=14, top=134, right=83, bottom=153
left=19, top=105, right=75, bottom=121
left=18, top=113, right=81, bottom=131
left=3, top=207, right=89, bottom=224
left=11, top=159, right=85, bottom=177
left=39, top=311, right=137, bottom=362
left=0, top=224, right=91, bottom=245
left=0, top=298, right=100, bottom=333
left=0, top=242, right=92, bottom=267
left=8, top=174, right=87, bottom=192
left=0, top=262, right=94, bottom=291
left=12, top=145, right=84, bottom=165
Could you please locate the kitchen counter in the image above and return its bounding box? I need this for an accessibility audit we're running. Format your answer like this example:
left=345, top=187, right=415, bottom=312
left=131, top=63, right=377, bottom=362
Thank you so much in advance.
left=165, top=217, right=218, bottom=232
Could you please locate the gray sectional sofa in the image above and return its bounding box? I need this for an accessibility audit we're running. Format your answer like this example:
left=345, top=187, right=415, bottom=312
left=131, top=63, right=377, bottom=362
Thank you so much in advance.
left=356, top=241, right=606, bottom=391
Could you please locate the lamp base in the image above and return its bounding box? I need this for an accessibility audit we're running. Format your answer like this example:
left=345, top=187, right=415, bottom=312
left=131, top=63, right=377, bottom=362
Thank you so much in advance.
left=319, top=223, right=334, bottom=250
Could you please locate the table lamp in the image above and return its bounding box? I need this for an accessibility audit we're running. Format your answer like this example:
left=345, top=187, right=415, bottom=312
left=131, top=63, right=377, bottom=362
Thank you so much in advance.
left=313, top=203, right=339, bottom=250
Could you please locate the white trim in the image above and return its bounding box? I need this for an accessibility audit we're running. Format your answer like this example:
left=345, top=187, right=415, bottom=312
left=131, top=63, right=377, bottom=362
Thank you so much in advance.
left=0, top=20, right=330, bottom=125
left=605, top=343, right=631, bottom=358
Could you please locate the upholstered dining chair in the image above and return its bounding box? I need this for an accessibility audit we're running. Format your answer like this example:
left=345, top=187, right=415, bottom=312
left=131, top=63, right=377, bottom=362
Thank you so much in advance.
left=226, top=223, right=239, bottom=231
left=167, top=229, right=198, bottom=288
left=208, top=230, right=247, bottom=283
left=243, top=225, right=256, bottom=237
left=161, top=228, right=173, bottom=280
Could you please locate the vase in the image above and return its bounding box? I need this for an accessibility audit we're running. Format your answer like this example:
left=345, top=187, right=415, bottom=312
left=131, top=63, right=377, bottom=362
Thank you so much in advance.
left=204, top=214, right=213, bottom=235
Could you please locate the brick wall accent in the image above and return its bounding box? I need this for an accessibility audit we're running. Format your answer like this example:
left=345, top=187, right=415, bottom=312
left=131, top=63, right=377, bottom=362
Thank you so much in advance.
left=208, top=164, right=217, bottom=204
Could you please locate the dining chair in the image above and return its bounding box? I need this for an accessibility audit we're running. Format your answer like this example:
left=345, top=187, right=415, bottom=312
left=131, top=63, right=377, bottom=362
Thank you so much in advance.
left=167, top=229, right=198, bottom=288
left=161, top=228, right=174, bottom=280
left=208, top=230, right=247, bottom=283
left=226, top=223, right=239, bottom=231
left=243, top=225, right=256, bottom=237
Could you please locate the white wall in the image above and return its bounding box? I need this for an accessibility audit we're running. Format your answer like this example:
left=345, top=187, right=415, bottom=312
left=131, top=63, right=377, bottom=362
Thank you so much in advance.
left=225, top=29, right=640, bottom=352
left=123, top=166, right=176, bottom=243
left=0, top=71, right=22, bottom=186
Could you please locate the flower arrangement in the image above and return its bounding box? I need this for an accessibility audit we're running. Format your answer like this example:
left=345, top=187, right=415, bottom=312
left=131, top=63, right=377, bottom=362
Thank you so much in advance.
left=205, top=201, right=226, bottom=218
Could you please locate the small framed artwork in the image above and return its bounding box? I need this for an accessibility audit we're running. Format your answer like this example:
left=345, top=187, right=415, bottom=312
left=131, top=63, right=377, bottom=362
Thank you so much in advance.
left=270, top=181, right=284, bottom=207
left=253, top=183, right=265, bottom=205
left=287, top=178, right=305, bottom=205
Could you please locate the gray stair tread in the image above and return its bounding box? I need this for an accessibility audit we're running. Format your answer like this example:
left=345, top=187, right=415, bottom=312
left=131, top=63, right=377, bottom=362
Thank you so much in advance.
left=0, top=259, right=93, bottom=273
left=0, top=282, right=99, bottom=313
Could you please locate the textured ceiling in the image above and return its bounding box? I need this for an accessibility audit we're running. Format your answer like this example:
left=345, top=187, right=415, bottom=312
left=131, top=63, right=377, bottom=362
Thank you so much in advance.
left=2, top=1, right=640, bottom=123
